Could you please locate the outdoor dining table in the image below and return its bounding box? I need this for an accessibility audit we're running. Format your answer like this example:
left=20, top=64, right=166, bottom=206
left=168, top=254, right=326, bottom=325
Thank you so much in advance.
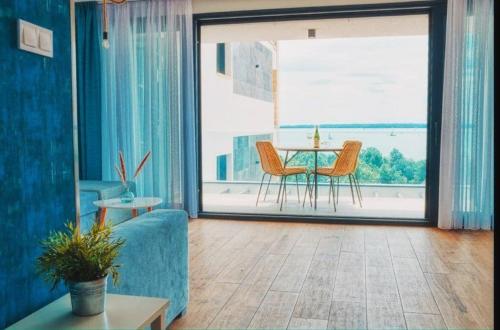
left=276, top=146, right=343, bottom=210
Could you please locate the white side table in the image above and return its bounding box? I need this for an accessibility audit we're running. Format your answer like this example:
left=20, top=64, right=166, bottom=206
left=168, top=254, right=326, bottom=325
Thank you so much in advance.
left=93, top=197, right=162, bottom=226
left=7, top=294, right=169, bottom=330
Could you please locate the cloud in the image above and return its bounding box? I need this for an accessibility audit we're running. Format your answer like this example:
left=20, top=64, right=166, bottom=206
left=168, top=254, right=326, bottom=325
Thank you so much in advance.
left=278, top=36, right=429, bottom=124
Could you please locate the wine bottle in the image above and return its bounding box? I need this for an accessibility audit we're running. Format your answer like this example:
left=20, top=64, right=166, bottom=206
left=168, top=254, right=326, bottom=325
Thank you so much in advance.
left=314, top=126, right=320, bottom=148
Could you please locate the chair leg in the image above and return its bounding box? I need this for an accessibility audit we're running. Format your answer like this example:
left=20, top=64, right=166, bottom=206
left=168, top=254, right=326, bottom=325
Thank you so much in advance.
left=309, top=174, right=313, bottom=207
left=328, top=177, right=332, bottom=204
left=348, top=174, right=356, bottom=205
left=256, top=173, right=267, bottom=206
left=306, top=173, right=313, bottom=207
left=280, top=176, right=288, bottom=211
left=303, top=174, right=308, bottom=207
left=331, top=177, right=337, bottom=212
left=276, top=176, right=284, bottom=203
left=283, top=176, right=288, bottom=203
left=263, top=174, right=272, bottom=201
left=303, top=173, right=313, bottom=207
left=336, top=177, right=340, bottom=204
left=352, top=174, right=363, bottom=207
left=295, top=175, right=300, bottom=203
left=354, top=175, right=363, bottom=201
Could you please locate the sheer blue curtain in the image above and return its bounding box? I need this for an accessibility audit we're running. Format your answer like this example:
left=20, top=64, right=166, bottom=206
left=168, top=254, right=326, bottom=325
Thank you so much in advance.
left=101, top=0, right=197, bottom=216
left=439, top=0, right=493, bottom=229
left=75, top=2, right=102, bottom=180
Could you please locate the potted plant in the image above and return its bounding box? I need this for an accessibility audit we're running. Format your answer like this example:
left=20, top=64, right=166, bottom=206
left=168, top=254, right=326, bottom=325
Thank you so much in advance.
left=36, top=222, right=125, bottom=316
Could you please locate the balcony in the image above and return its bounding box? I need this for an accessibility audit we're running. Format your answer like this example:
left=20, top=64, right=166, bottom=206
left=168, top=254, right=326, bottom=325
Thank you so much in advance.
left=202, top=180, right=425, bottom=219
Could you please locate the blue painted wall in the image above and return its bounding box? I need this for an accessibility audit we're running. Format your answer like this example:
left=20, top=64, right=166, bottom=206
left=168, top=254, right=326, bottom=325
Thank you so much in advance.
left=0, top=1, right=75, bottom=328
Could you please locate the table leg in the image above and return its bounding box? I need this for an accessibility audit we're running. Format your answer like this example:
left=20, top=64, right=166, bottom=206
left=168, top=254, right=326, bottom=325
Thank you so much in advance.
left=98, top=208, right=107, bottom=228
left=147, top=207, right=153, bottom=212
left=314, top=151, right=318, bottom=210
left=151, top=312, right=165, bottom=330
left=131, top=209, right=138, bottom=218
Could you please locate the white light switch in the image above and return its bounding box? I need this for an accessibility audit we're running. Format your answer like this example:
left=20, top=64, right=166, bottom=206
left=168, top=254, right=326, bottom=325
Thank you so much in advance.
left=18, top=19, right=53, bottom=58
left=39, top=30, right=52, bottom=53
left=22, top=24, right=37, bottom=48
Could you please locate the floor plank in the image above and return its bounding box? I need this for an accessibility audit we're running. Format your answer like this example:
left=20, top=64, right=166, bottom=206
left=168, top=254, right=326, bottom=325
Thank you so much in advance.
left=415, top=251, right=450, bottom=274
left=340, top=228, right=365, bottom=254
left=392, top=257, right=440, bottom=314
left=288, top=318, right=328, bottom=329
left=367, top=298, right=406, bottom=329
left=270, top=252, right=313, bottom=293
left=215, top=244, right=269, bottom=284
left=332, top=252, right=365, bottom=302
left=248, top=291, right=299, bottom=329
left=386, top=229, right=416, bottom=258
left=365, top=265, right=399, bottom=301
left=404, top=313, right=447, bottom=329
left=327, top=300, right=366, bottom=330
left=268, top=229, right=302, bottom=255
left=315, top=235, right=342, bottom=256
left=171, top=282, right=239, bottom=329
left=292, top=255, right=337, bottom=320
left=425, top=273, right=480, bottom=329
left=208, top=254, right=288, bottom=329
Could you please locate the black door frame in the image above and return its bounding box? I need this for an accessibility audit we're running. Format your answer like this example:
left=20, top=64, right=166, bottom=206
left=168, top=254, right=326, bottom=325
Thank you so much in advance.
left=193, top=0, right=446, bottom=226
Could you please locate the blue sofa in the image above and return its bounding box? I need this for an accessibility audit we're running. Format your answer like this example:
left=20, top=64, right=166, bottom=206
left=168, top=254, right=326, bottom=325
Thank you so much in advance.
left=79, top=181, right=188, bottom=326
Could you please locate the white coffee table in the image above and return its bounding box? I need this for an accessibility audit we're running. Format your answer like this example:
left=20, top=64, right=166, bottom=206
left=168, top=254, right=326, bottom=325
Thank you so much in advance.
left=93, top=197, right=163, bottom=226
left=7, top=294, right=169, bottom=330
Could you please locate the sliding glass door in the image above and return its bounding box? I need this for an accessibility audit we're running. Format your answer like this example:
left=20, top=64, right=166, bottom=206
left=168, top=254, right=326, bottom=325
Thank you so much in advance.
left=195, top=3, right=445, bottom=223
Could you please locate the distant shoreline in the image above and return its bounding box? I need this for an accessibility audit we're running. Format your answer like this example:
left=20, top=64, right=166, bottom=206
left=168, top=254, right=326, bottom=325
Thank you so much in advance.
left=279, top=123, right=427, bottom=129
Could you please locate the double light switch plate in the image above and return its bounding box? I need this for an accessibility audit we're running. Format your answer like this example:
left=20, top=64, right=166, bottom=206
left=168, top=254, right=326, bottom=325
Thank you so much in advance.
left=18, top=19, right=53, bottom=58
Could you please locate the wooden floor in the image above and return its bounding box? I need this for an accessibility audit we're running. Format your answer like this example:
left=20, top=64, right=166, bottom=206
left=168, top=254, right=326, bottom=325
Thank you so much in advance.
left=171, top=219, right=493, bottom=330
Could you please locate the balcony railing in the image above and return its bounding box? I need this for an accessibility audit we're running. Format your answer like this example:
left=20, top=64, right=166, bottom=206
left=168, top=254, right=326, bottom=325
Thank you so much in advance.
left=203, top=180, right=425, bottom=199
left=201, top=180, right=426, bottom=218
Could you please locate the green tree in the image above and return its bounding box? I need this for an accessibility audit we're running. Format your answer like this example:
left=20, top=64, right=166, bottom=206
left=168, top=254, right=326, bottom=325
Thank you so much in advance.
left=360, top=147, right=383, bottom=168
left=275, top=146, right=426, bottom=185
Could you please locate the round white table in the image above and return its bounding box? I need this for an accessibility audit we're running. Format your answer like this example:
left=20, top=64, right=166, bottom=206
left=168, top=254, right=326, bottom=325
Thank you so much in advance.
left=93, top=197, right=163, bottom=226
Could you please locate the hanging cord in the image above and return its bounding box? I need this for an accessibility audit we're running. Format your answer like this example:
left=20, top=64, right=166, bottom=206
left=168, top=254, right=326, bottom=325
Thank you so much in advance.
left=102, top=0, right=127, bottom=48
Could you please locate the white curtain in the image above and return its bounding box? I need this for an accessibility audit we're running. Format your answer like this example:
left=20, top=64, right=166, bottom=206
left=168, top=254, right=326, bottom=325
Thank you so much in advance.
left=438, top=0, right=494, bottom=229
left=101, top=0, right=198, bottom=216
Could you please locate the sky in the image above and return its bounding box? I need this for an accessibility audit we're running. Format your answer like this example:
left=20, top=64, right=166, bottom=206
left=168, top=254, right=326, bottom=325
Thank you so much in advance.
left=278, top=36, right=429, bottom=125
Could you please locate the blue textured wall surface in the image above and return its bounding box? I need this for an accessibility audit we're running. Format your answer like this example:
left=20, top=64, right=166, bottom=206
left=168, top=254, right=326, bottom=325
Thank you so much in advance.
left=0, top=1, right=75, bottom=328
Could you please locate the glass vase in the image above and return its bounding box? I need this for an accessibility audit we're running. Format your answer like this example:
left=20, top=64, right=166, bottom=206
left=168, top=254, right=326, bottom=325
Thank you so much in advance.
left=120, top=185, right=135, bottom=203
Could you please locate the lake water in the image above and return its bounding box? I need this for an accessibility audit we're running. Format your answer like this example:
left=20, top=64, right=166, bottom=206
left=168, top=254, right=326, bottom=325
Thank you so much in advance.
left=275, top=128, right=427, bottom=161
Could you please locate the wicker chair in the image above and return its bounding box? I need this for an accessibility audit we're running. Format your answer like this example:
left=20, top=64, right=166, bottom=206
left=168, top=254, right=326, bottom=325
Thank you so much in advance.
left=309, top=140, right=363, bottom=210
left=255, top=141, right=310, bottom=210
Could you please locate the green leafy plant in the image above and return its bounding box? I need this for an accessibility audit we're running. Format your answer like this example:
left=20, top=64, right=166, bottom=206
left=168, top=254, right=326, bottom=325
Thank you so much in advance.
left=36, top=222, right=125, bottom=289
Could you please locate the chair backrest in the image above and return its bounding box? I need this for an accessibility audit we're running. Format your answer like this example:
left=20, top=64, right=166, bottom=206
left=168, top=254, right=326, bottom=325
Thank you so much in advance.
left=332, top=140, right=363, bottom=176
left=256, top=141, right=284, bottom=175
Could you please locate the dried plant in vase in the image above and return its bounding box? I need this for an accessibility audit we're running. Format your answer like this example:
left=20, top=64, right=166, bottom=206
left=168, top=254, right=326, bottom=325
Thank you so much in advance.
left=114, top=150, right=151, bottom=203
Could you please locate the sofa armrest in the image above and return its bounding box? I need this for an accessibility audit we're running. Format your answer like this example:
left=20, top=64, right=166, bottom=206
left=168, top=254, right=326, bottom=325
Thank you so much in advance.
left=107, top=209, right=189, bottom=326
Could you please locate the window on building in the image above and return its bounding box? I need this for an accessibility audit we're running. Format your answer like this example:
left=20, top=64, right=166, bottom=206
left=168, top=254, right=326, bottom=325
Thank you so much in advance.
left=216, top=43, right=226, bottom=74
left=216, top=154, right=228, bottom=180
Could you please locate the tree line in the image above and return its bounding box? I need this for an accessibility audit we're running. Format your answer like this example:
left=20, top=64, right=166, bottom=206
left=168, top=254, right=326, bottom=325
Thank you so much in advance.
left=285, top=147, right=426, bottom=184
